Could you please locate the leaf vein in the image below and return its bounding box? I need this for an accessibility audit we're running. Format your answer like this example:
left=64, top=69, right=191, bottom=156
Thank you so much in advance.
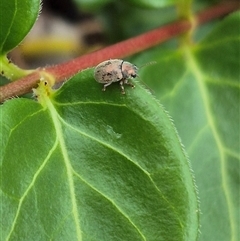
left=58, top=115, right=184, bottom=230
left=5, top=139, right=58, bottom=240
left=46, top=98, right=83, bottom=241
left=73, top=170, right=147, bottom=241
left=186, top=47, right=238, bottom=240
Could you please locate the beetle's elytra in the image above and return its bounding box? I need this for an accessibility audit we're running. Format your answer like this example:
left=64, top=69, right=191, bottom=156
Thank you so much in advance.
left=94, top=59, right=138, bottom=94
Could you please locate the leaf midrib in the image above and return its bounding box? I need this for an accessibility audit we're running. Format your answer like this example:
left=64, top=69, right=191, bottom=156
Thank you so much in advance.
left=45, top=97, right=83, bottom=241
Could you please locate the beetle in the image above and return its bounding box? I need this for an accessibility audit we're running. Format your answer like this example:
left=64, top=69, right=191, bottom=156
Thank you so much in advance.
left=94, top=59, right=138, bottom=94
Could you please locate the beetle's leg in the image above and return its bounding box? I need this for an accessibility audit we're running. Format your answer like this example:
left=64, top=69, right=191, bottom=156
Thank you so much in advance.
left=124, top=79, right=135, bottom=89
left=102, top=82, right=112, bottom=91
left=119, top=80, right=125, bottom=94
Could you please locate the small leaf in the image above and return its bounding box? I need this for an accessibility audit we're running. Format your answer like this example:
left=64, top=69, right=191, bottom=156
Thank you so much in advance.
left=0, top=0, right=40, bottom=55
left=0, top=69, right=199, bottom=240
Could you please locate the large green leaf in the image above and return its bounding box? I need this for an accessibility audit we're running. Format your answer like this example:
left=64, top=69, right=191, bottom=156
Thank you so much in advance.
left=0, top=69, right=199, bottom=240
left=139, top=11, right=240, bottom=241
left=0, top=0, right=40, bottom=55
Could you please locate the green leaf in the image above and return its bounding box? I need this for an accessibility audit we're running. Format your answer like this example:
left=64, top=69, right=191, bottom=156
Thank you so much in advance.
left=138, top=11, right=240, bottom=241
left=0, top=70, right=199, bottom=240
left=0, top=0, right=40, bottom=55
left=193, top=11, right=240, bottom=241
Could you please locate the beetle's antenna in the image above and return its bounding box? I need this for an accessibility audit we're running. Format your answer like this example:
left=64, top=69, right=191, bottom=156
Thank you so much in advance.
left=139, top=61, right=157, bottom=69
left=136, top=61, right=157, bottom=94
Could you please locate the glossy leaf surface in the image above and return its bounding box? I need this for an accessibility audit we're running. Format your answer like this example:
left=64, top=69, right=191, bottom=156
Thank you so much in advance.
left=0, top=70, right=199, bottom=240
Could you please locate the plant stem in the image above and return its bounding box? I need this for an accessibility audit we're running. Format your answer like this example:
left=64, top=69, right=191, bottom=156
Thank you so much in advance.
left=0, top=1, right=239, bottom=103
left=0, top=55, right=33, bottom=81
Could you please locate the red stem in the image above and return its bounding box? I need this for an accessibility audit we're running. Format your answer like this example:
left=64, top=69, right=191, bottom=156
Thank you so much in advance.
left=197, top=1, right=239, bottom=24
left=0, top=1, right=239, bottom=102
left=47, top=20, right=190, bottom=81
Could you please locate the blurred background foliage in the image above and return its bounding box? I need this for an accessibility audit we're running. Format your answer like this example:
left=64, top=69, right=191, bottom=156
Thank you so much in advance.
left=9, top=0, right=219, bottom=68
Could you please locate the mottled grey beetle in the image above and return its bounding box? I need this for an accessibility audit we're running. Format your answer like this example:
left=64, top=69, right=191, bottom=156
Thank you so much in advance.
left=94, top=59, right=138, bottom=94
